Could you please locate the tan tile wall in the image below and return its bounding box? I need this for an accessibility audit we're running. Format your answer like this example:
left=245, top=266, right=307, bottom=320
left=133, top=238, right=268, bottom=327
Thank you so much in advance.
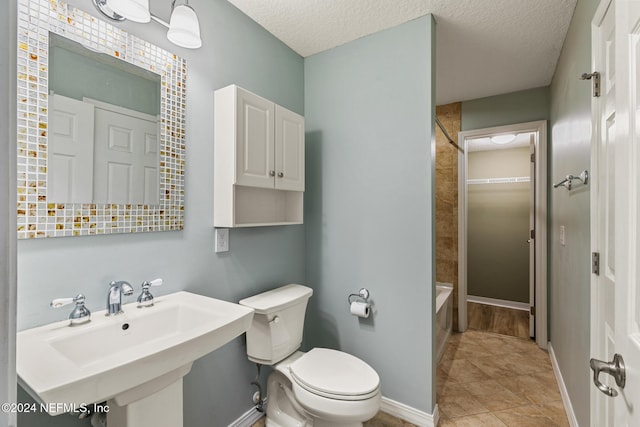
left=435, top=103, right=460, bottom=330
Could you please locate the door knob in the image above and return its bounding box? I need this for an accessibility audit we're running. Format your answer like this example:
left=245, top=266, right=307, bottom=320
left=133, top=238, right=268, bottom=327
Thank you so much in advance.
left=277, top=172, right=284, bottom=178
left=590, top=353, right=625, bottom=397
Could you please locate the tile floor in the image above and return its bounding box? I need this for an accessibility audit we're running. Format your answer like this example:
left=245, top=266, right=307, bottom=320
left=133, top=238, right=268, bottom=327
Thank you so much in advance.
left=252, top=330, right=568, bottom=427
left=437, top=330, right=569, bottom=426
left=467, top=302, right=530, bottom=339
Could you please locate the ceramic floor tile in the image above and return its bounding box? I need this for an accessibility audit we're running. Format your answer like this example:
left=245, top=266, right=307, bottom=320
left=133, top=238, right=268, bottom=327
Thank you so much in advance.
left=540, top=400, right=570, bottom=427
left=519, top=348, right=554, bottom=368
left=496, top=372, right=562, bottom=404
left=461, top=379, right=529, bottom=411
left=364, top=411, right=417, bottom=427
left=441, top=358, right=492, bottom=384
left=438, top=412, right=508, bottom=427
left=467, top=303, right=530, bottom=339
left=437, top=366, right=455, bottom=395
left=501, top=337, right=541, bottom=354
left=252, top=330, right=567, bottom=427
left=444, top=341, right=494, bottom=360
left=492, top=404, right=566, bottom=427
left=473, top=334, right=520, bottom=356
left=438, top=382, right=468, bottom=399
left=501, top=352, right=549, bottom=376
left=468, top=355, right=517, bottom=380
left=438, top=387, right=490, bottom=419
left=437, top=330, right=569, bottom=427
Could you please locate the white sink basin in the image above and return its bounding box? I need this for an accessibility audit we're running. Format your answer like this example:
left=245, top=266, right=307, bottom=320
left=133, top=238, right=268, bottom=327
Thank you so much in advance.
left=17, top=291, right=254, bottom=415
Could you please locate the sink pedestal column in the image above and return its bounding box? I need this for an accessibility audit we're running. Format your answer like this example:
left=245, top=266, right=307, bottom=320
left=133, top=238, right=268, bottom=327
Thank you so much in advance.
left=107, top=379, right=183, bottom=427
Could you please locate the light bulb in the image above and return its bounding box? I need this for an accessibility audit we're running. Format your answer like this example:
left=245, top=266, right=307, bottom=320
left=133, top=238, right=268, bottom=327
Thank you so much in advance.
left=107, top=0, right=151, bottom=23
left=167, top=4, right=202, bottom=49
left=490, top=134, right=516, bottom=145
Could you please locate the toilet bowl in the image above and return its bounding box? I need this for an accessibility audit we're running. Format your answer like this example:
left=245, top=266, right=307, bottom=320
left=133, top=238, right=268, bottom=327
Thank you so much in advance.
left=239, top=285, right=381, bottom=427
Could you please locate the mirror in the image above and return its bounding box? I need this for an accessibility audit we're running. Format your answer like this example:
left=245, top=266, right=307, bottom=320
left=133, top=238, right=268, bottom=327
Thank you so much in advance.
left=49, top=34, right=161, bottom=205
left=17, top=0, right=186, bottom=238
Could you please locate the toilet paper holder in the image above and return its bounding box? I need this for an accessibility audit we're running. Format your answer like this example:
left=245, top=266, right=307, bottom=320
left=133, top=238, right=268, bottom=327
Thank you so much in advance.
left=347, top=288, right=370, bottom=305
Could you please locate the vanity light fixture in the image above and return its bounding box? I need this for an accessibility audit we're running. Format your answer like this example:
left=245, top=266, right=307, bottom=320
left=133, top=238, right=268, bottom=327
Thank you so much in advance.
left=108, top=0, right=151, bottom=23
left=165, top=1, right=202, bottom=49
left=92, top=0, right=202, bottom=49
left=490, top=134, right=516, bottom=145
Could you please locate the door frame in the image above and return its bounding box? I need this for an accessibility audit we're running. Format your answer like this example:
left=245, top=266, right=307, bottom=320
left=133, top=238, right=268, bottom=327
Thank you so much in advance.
left=1, top=0, right=17, bottom=424
left=457, top=120, right=548, bottom=349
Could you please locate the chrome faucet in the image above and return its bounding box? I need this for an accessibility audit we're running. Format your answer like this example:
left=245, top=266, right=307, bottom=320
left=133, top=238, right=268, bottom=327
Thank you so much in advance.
left=106, top=280, right=134, bottom=315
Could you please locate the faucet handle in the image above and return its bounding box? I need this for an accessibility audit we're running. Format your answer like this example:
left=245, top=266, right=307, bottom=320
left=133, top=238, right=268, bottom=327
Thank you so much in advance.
left=51, top=297, right=75, bottom=308
left=51, top=294, right=91, bottom=326
left=137, top=278, right=163, bottom=308
left=147, top=278, right=163, bottom=288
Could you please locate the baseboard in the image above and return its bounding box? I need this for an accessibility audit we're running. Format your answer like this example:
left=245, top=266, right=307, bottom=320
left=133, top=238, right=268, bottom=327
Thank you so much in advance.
left=227, top=406, right=264, bottom=427
left=467, top=295, right=529, bottom=311
left=548, top=343, right=579, bottom=427
left=380, top=396, right=438, bottom=427
left=229, top=397, right=438, bottom=427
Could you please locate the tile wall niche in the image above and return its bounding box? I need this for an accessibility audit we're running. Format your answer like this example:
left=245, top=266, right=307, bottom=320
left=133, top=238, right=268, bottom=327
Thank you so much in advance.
left=435, top=102, right=460, bottom=330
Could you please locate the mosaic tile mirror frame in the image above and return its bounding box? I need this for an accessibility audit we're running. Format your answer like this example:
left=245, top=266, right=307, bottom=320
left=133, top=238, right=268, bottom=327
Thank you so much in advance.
left=17, top=0, right=186, bottom=239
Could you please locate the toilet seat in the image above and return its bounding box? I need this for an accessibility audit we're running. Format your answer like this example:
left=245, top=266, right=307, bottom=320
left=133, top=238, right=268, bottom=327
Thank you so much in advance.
left=289, top=348, right=380, bottom=401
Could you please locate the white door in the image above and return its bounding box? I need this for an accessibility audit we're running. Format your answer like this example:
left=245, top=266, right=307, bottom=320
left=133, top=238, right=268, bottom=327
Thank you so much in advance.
left=235, top=88, right=275, bottom=189
left=591, top=0, right=640, bottom=425
left=591, top=2, right=618, bottom=425
left=613, top=0, right=640, bottom=424
left=48, top=94, right=95, bottom=203
left=89, top=99, right=159, bottom=205
left=275, top=105, right=305, bottom=191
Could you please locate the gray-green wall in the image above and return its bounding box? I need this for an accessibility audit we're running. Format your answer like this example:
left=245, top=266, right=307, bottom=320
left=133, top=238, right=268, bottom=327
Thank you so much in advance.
left=461, top=86, right=550, bottom=131
left=304, top=16, right=436, bottom=414
left=549, top=0, right=599, bottom=425
left=16, top=0, right=304, bottom=426
left=50, top=42, right=160, bottom=116
left=467, top=147, right=531, bottom=303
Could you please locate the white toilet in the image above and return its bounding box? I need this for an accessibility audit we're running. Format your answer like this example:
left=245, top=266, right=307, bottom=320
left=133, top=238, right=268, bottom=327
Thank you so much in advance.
left=239, top=284, right=381, bottom=427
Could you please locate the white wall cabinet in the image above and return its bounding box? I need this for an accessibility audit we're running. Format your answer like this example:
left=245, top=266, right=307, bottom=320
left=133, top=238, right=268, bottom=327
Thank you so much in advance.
left=214, top=85, right=304, bottom=227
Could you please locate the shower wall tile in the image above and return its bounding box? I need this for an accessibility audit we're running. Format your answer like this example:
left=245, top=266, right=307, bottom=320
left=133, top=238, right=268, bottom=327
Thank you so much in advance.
left=436, top=102, right=460, bottom=330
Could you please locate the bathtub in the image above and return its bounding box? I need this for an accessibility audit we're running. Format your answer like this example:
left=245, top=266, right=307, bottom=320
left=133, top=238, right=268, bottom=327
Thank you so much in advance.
left=435, top=282, right=453, bottom=363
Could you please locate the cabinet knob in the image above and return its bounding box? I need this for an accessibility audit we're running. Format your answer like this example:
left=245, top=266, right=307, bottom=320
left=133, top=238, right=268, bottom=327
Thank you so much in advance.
left=277, top=172, right=284, bottom=178
left=269, top=171, right=275, bottom=177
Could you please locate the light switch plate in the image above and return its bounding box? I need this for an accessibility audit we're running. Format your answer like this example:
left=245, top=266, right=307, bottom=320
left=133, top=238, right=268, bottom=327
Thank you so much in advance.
left=215, top=228, right=229, bottom=252
left=560, top=225, right=566, bottom=246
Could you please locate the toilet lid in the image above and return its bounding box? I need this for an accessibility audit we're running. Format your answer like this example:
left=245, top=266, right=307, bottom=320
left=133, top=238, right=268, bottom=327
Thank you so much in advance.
left=289, top=348, right=380, bottom=398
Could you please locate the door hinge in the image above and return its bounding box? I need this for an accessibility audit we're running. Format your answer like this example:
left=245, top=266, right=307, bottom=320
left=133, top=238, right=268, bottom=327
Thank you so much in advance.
left=530, top=306, right=536, bottom=316
left=531, top=153, right=535, bottom=163
left=592, top=252, right=600, bottom=275
left=580, top=72, right=601, bottom=97
left=530, top=229, right=535, bottom=239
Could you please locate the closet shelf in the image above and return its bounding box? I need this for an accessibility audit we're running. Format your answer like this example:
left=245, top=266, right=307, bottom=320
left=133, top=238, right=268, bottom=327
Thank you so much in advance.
left=467, top=176, right=531, bottom=185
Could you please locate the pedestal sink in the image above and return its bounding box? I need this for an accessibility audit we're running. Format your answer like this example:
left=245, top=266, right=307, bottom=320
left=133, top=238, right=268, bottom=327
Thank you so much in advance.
left=17, top=291, right=254, bottom=426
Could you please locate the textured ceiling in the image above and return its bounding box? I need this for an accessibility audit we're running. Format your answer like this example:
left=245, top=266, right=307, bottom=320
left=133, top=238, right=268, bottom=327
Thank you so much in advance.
left=226, top=0, right=577, bottom=105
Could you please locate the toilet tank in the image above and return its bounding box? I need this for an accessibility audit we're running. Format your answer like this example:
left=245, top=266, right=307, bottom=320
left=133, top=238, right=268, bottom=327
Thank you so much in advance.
left=239, top=284, right=313, bottom=365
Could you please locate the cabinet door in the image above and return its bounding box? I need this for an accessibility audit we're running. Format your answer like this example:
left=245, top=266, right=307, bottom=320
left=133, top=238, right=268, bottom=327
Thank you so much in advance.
left=274, top=105, right=305, bottom=191
left=236, top=88, right=275, bottom=188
